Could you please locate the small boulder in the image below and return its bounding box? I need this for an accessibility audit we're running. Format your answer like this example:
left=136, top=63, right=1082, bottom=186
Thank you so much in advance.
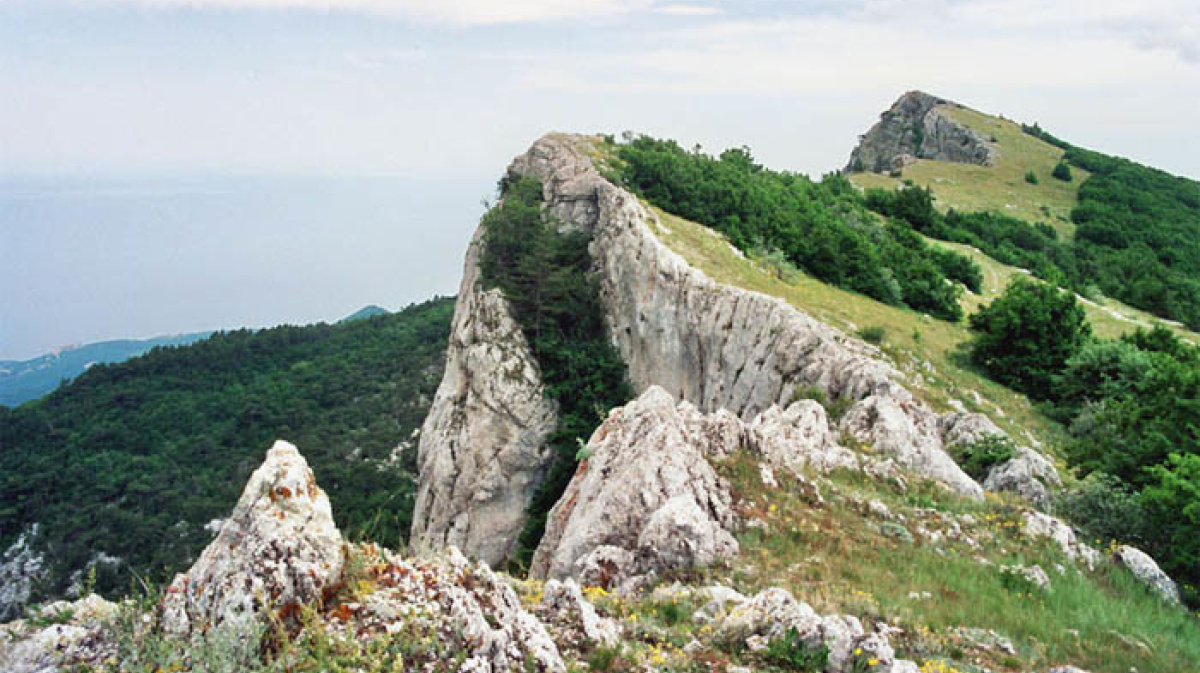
left=984, top=447, right=1061, bottom=509
left=0, top=594, right=118, bottom=673
left=541, top=579, right=619, bottom=646
left=750, top=401, right=857, bottom=473
left=1112, top=545, right=1181, bottom=604
left=160, top=440, right=345, bottom=636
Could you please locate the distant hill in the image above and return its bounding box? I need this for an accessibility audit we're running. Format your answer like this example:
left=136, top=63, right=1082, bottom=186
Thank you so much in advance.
left=339, top=304, right=390, bottom=323
left=0, top=333, right=212, bottom=407
left=0, top=297, right=454, bottom=607
left=848, top=91, right=1200, bottom=332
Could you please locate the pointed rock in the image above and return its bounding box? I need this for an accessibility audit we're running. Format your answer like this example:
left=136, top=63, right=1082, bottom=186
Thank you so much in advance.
left=160, top=440, right=344, bottom=635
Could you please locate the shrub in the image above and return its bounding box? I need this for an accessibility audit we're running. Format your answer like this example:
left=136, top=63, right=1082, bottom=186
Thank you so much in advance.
left=951, top=435, right=1016, bottom=482
left=1052, top=161, right=1073, bottom=182
left=762, top=627, right=830, bottom=672
left=968, top=278, right=1092, bottom=400
left=1054, top=472, right=1152, bottom=549
left=1024, top=170, right=1039, bottom=185
left=857, top=326, right=886, bottom=344
left=1142, top=453, right=1200, bottom=606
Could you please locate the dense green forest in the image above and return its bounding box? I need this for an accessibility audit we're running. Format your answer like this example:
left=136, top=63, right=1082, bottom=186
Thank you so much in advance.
left=0, top=298, right=453, bottom=600
left=479, top=175, right=634, bottom=571
left=610, top=135, right=982, bottom=321
left=968, top=281, right=1200, bottom=605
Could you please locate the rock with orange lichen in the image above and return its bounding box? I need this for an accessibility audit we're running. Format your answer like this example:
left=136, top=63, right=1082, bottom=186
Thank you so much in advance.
left=159, top=440, right=344, bottom=637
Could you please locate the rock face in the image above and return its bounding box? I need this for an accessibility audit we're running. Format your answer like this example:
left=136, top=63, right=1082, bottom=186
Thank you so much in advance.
left=160, top=440, right=344, bottom=636
left=417, top=131, right=1009, bottom=566
left=409, top=227, right=559, bottom=567
left=845, top=91, right=996, bottom=173
left=0, top=593, right=117, bottom=673
left=0, top=526, right=45, bottom=623
left=529, top=387, right=740, bottom=590
left=1112, top=545, right=1181, bottom=604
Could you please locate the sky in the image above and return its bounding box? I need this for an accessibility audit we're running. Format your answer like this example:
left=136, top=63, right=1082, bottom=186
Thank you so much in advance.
left=1, top=0, right=1198, bottom=359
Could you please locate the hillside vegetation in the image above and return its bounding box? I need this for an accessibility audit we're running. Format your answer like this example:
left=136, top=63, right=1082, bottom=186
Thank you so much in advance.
left=0, top=298, right=453, bottom=600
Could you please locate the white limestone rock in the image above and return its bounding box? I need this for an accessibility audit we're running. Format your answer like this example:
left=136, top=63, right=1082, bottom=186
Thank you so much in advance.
left=750, top=401, right=858, bottom=473
left=0, top=594, right=117, bottom=673
left=409, top=226, right=558, bottom=567
left=160, top=440, right=344, bottom=636
left=529, top=387, right=739, bottom=590
left=1112, top=545, right=1181, bottom=604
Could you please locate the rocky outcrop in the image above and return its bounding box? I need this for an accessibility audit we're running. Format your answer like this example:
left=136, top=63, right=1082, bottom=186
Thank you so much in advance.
left=0, top=526, right=45, bottom=623
left=1112, top=545, right=1181, bottom=604
left=845, top=91, right=996, bottom=173
left=409, top=227, right=559, bottom=567
left=329, top=545, right=565, bottom=673
left=0, top=594, right=117, bottom=673
left=717, top=587, right=917, bottom=673
left=160, top=440, right=344, bottom=636
left=529, top=387, right=740, bottom=590
left=417, top=131, right=1011, bottom=567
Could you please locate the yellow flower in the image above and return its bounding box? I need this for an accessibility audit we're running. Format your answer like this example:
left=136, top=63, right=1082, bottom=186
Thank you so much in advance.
left=869, top=659, right=880, bottom=666
left=854, top=648, right=863, bottom=655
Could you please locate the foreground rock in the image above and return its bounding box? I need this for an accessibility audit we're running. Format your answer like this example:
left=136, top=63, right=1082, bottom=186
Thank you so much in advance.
left=984, top=447, right=1061, bottom=509
left=324, top=545, right=565, bottom=673
left=0, top=594, right=117, bottom=673
left=529, top=387, right=740, bottom=590
left=1112, top=545, right=1181, bottom=604
left=160, top=440, right=345, bottom=636
left=845, top=90, right=996, bottom=173
left=1021, top=511, right=1103, bottom=570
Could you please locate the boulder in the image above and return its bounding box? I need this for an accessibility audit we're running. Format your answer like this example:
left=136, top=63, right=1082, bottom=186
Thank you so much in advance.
left=160, top=440, right=344, bottom=636
left=529, top=387, right=739, bottom=590
left=541, top=579, right=619, bottom=646
left=750, top=401, right=858, bottom=473
left=0, top=526, right=45, bottom=623
left=1021, top=511, right=1102, bottom=571
left=984, top=447, right=1061, bottom=508
left=1112, top=545, right=1181, bottom=604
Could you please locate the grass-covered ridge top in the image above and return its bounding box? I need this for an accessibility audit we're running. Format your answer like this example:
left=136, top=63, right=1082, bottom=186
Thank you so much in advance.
left=0, top=297, right=454, bottom=601
left=478, top=175, right=634, bottom=571
left=608, top=134, right=981, bottom=322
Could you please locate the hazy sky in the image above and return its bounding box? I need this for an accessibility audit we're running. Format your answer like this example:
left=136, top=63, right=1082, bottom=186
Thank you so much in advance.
left=1, top=0, right=1198, bottom=358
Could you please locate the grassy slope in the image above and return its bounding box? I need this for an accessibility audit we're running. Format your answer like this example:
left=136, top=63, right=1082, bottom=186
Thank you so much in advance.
left=850, top=104, right=1089, bottom=237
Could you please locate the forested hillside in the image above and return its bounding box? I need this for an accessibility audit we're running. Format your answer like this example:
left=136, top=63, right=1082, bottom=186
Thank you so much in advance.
left=0, top=297, right=453, bottom=602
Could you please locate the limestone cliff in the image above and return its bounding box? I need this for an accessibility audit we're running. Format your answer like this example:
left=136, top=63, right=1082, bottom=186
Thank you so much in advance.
left=413, top=132, right=1009, bottom=567
left=846, top=91, right=996, bottom=173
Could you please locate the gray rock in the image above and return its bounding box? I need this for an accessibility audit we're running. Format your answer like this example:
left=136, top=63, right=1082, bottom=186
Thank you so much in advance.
left=1112, top=545, right=1181, bottom=604
left=541, top=579, right=619, bottom=646
left=1000, top=564, right=1051, bottom=591
left=750, top=401, right=858, bottom=473
left=984, top=446, right=1061, bottom=508
left=529, top=387, right=739, bottom=589
left=1047, top=667, right=1092, bottom=673
left=1021, top=511, right=1102, bottom=571
left=846, top=91, right=996, bottom=173
left=409, top=225, right=559, bottom=568
left=160, top=440, right=344, bottom=637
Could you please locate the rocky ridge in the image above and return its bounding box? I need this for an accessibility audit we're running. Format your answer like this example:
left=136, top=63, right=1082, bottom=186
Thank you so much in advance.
left=414, top=130, right=1060, bottom=567
left=845, top=91, right=997, bottom=173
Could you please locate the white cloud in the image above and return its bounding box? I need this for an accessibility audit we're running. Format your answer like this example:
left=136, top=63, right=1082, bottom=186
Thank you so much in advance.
left=70, top=0, right=656, bottom=24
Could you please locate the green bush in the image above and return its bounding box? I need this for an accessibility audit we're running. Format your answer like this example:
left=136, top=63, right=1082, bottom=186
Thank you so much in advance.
left=857, top=326, right=886, bottom=344
left=1052, top=161, right=1073, bottom=182
left=1025, top=170, right=1039, bottom=185
left=967, top=278, right=1092, bottom=400
left=1143, top=454, right=1200, bottom=606
left=762, top=627, right=829, bottom=672
left=952, top=435, right=1016, bottom=482
left=1055, top=472, right=1152, bottom=548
